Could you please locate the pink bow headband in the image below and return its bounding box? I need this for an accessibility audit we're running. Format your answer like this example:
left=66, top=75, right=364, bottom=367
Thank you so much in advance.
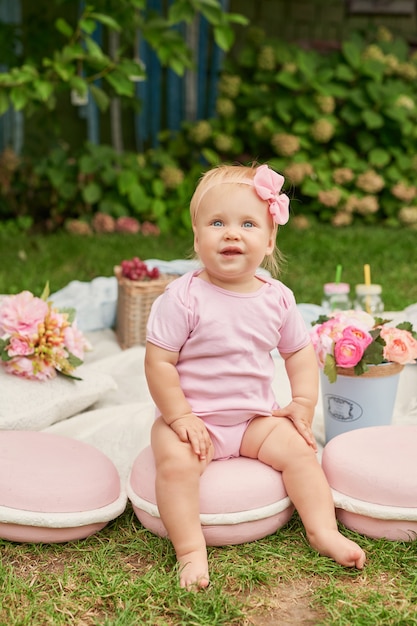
left=253, top=164, right=290, bottom=225
left=195, top=164, right=290, bottom=226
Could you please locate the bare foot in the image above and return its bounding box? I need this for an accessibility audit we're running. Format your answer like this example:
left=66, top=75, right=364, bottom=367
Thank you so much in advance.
left=308, top=529, right=366, bottom=569
left=178, top=550, right=210, bottom=590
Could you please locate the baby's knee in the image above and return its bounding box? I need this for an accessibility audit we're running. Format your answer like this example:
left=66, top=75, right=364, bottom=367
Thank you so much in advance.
left=156, top=447, right=200, bottom=483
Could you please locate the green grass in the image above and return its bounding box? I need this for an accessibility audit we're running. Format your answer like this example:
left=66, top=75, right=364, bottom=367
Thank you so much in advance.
left=1, top=224, right=416, bottom=310
left=1, top=509, right=416, bottom=625
left=1, top=223, right=417, bottom=624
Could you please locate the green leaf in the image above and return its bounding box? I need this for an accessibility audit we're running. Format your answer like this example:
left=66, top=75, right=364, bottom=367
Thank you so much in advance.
left=396, top=321, right=417, bottom=339
left=334, top=64, right=356, bottom=82
left=275, top=100, right=293, bottom=124
left=82, top=182, right=102, bottom=204
left=90, top=12, right=121, bottom=32
left=339, top=105, right=361, bottom=126
left=52, top=62, right=72, bottom=81
left=128, top=184, right=149, bottom=209
left=66, top=352, right=84, bottom=368
left=118, top=170, right=138, bottom=196
left=368, top=148, right=390, bottom=168
left=0, top=91, right=9, bottom=115
left=79, top=18, right=96, bottom=35
left=84, top=36, right=106, bottom=61
left=361, top=59, right=385, bottom=81
left=152, top=179, right=165, bottom=197
left=324, top=353, right=337, bottom=384
left=354, top=361, right=368, bottom=376
left=213, top=25, right=235, bottom=52
left=61, top=43, right=85, bottom=63
left=276, top=71, right=302, bottom=90
left=361, top=110, right=384, bottom=130
left=168, top=3, right=195, bottom=23
left=40, top=282, right=50, bottom=301
left=104, top=71, right=134, bottom=97
left=226, top=13, right=249, bottom=26
left=10, top=88, right=27, bottom=111
left=59, top=307, right=76, bottom=324
left=295, top=95, right=317, bottom=119
left=0, top=338, right=12, bottom=361
left=362, top=339, right=384, bottom=364
left=70, top=75, right=88, bottom=96
left=151, top=198, right=166, bottom=218
left=341, top=41, right=362, bottom=70
left=201, top=148, right=221, bottom=166
left=55, top=18, right=73, bottom=38
left=90, top=84, right=110, bottom=112
left=301, top=178, right=322, bottom=197
left=168, top=58, right=186, bottom=76
left=292, top=119, right=311, bottom=134
left=356, top=131, right=376, bottom=153
left=33, top=79, right=54, bottom=102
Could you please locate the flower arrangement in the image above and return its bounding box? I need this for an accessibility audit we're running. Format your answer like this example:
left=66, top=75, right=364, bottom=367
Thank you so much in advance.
left=0, top=285, right=90, bottom=381
left=310, top=310, right=417, bottom=382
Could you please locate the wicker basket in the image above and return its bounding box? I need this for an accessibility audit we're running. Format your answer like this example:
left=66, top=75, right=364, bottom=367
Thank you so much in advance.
left=114, top=266, right=176, bottom=349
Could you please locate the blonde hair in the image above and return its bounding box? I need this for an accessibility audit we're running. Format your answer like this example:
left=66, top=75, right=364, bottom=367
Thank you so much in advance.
left=190, top=164, right=285, bottom=277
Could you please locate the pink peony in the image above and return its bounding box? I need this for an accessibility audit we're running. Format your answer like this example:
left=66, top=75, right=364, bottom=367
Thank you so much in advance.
left=64, top=324, right=91, bottom=360
left=310, top=325, right=334, bottom=367
left=7, top=336, right=34, bottom=357
left=334, top=327, right=373, bottom=368
left=3, top=356, right=56, bottom=381
left=0, top=291, right=48, bottom=336
left=0, top=288, right=90, bottom=381
left=380, top=326, right=417, bottom=365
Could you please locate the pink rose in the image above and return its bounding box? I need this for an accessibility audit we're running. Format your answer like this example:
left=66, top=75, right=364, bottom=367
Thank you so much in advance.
left=334, top=326, right=373, bottom=368
left=0, top=291, right=48, bottom=337
left=380, top=326, right=417, bottom=365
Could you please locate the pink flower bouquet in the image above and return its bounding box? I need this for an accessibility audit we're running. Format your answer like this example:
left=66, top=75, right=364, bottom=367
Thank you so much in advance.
left=310, top=310, right=417, bottom=382
left=0, top=285, right=91, bottom=381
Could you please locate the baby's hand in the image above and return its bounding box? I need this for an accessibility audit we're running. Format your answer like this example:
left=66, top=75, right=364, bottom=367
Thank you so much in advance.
left=272, top=402, right=317, bottom=451
left=170, top=413, right=212, bottom=460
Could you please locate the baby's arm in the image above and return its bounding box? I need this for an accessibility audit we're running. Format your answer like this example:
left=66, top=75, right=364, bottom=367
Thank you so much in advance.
left=144, top=342, right=212, bottom=460
left=273, top=343, right=318, bottom=450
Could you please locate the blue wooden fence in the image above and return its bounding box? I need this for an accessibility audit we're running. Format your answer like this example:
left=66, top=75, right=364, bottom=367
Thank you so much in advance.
left=134, top=0, right=229, bottom=150
left=0, top=0, right=23, bottom=154
left=0, top=0, right=228, bottom=154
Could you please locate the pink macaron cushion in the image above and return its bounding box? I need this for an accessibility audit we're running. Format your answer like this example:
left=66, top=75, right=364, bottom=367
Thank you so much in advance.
left=127, top=446, right=294, bottom=546
left=0, top=431, right=126, bottom=543
left=322, top=425, right=417, bottom=540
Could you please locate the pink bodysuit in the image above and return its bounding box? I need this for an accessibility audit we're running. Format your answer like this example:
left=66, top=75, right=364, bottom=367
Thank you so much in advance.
left=146, top=270, right=310, bottom=459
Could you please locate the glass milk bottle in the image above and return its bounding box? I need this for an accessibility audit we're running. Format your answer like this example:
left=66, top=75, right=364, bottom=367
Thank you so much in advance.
left=354, top=284, right=384, bottom=315
left=321, top=282, right=351, bottom=313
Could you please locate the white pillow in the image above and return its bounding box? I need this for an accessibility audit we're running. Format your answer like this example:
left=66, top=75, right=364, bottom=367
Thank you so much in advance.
left=0, top=364, right=117, bottom=431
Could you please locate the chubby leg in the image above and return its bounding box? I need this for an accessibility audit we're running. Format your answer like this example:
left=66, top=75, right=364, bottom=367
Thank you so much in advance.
left=240, top=417, right=366, bottom=569
left=151, top=417, right=214, bottom=589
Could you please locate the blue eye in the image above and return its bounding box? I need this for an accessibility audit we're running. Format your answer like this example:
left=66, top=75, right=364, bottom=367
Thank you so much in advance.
left=212, top=220, right=223, bottom=227
left=243, top=221, right=254, bottom=228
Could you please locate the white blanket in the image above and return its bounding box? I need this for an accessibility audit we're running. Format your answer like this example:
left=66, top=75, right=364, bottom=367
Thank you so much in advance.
left=43, top=327, right=417, bottom=488
left=41, top=268, right=417, bottom=485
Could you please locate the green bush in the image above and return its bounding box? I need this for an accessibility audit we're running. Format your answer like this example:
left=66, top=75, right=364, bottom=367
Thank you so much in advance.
left=2, top=25, right=417, bottom=233
left=170, top=25, right=417, bottom=228
left=0, top=142, right=202, bottom=234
